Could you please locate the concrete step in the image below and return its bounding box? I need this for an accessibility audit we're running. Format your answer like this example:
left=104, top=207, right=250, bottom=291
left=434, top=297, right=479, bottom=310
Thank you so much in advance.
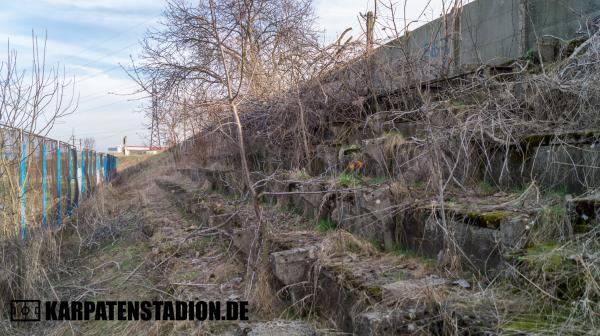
left=250, top=230, right=483, bottom=335
left=155, top=179, right=244, bottom=230
left=232, top=320, right=329, bottom=335
left=315, top=128, right=600, bottom=194
left=223, top=172, right=538, bottom=273
left=312, top=136, right=427, bottom=182
left=567, top=192, right=600, bottom=233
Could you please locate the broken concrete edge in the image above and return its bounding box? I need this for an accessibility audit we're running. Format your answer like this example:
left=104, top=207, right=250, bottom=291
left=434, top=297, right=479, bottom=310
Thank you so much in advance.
left=165, top=171, right=557, bottom=277
left=158, top=177, right=506, bottom=334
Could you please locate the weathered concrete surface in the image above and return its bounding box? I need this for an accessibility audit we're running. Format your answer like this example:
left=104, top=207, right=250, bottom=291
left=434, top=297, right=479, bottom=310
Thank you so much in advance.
left=311, top=145, right=339, bottom=175
left=174, top=152, right=579, bottom=334
left=363, top=113, right=423, bottom=140
left=155, top=178, right=250, bottom=232
left=232, top=230, right=322, bottom=259
left=233, top=320, right=322, bottom=336
left=331, top=185, right=397, bottom=250
left=270, top=245, right=319, bottom=312
left=394, top=198, right=532, bottom=272
left=567, top=193, right=600, bottom=233
left=155, top=179, right=214, bottom=227
left=487, top=132, right=600, bottom=193
left=178, top=167, right=240, bottom=193
left=271, top=246, right=318, bottom=286
left=298, top=183, right=327, bottom=219
left=390, top=142, right=434, bottom=185
left=361, top=137, right=388, bottom=177
left=369, top=0, right=600, bottom=95
left=395, top=207, right=446, bottom=259
left=382, top=276, right=448, bottom=299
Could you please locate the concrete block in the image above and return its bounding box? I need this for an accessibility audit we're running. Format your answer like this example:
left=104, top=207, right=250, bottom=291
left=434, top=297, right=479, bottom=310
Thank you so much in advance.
left=271, top=246, right=318, bottom=285
left=382, top=276, right=448, bottom=299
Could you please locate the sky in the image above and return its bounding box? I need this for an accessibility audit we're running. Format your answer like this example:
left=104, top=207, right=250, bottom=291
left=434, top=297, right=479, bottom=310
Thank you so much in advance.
left=0, top=0, right=456, bottom=151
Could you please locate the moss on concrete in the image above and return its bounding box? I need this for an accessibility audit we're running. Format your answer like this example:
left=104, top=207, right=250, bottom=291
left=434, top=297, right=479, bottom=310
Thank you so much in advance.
left=465, top=210, right=512, bottom=229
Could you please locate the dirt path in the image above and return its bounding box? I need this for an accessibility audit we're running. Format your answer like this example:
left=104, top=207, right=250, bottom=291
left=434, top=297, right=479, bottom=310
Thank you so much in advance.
left=28, top=155, right=317, bottom=335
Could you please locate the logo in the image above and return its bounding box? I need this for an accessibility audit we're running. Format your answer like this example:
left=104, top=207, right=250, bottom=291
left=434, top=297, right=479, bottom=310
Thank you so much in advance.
left=9, top=300, right=249, bottom=321
left=10, top=300, right=41, bottom=321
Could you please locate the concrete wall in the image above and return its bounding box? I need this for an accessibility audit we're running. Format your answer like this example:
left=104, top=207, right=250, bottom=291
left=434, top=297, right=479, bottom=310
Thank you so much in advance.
left=365, top=0, right=600, bottom=96
left=528, top=0, right=600, bottom=43
left=459, top=0, right=523, bottom=66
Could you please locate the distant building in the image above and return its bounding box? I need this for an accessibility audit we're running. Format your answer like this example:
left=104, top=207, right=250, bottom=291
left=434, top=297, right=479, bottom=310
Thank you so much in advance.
left=107, top=145, right=168, bottom=156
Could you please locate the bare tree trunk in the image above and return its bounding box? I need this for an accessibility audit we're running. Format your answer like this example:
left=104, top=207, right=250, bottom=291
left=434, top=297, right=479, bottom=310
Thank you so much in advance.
left=296, top=83, right=310, bottom=163
left=230, top=102, right=255, bottom=197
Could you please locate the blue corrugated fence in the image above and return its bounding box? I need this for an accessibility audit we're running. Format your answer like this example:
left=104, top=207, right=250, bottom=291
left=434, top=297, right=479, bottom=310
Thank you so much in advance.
left=0, top=125, right=118, bottom=239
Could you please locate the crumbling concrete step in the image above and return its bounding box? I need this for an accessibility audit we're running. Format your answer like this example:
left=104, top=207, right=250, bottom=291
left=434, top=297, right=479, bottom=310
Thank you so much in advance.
left=156, top=179, right=244, bottom=230
left=178, top=167, right=239, bottom=193
left=313, top=136, right=426, bottom=181
left=233, top=320, right=326, bottom=336
left=489, top=130, right=600, bottom=194
left=567, top=193, right=600, bottom=233
left=253, top=174, right=535, bottom=273
left=295, top=252, right=474, bottom=334
left=271, top=246, right=319, bottom=286
left=381, top=275, right=448, bottom=299
left=176, top=171, right=496, bottom=334
left=396, top=199, right=533, bottom=272
left=232, top=229, right=322, bottom=258
left=155, top=179, right=187, bottom=194
left=233, top=227, right=480, bottom=335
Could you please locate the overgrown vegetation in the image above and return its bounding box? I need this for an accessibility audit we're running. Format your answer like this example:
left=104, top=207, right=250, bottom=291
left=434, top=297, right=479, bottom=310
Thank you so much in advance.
left=2, top=0, right=597, bottom=334
left=336, top=172, right=362, bottom=187
left=0, top=36, right=77, bottom=318
left=316, top=218, right=336, bottom=232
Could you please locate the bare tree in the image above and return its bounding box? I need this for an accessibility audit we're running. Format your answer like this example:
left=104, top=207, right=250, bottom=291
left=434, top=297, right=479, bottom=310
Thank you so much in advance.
left=0, top=34, right=77, bottom=234
left=132, top=0, right=320, bottom=194
left=82, top=137, right=96, bottom=150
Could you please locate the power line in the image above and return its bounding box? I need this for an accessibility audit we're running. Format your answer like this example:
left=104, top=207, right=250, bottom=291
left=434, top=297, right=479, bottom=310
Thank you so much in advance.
left=78, top=83, right=140, bottom=101
left=52, top=126, right=144, bottom=138
left=76, top=99, right=134, bottom=114
left=77, top=86, right=142, bottom=105
left=59, top=18, right=155, bottom=66
left=75, top=65, right=122, bottom=84
left=78, top=42, right=139, bottom=70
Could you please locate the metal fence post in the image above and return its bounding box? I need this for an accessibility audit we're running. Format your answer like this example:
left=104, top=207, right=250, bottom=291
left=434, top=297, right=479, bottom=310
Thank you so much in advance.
left=74, top=149, right=79, bottom=209
left=68, top=147, right=74, bottom=213
left=19, top=130, right=26, bottom=239
left=96, top=153, right=100, bottom=185
left=56, top=140, right=61, bottom=226
left=87, top=151, right=90, bottom=190
left=104, top=155, right=108, bottom=183
left=42, top=139, right=47, bottom=228
left=81, top=149, right=85, bottom=196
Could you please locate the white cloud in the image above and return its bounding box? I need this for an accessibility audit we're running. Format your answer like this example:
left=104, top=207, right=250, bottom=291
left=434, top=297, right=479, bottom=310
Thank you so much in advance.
left=314, top=0, right=367, bottom=43
left=40, top=8, right=160, bottom=29
left=0, top=34, right=141, bottom=73
left=41, top=0, right=165, bottom=10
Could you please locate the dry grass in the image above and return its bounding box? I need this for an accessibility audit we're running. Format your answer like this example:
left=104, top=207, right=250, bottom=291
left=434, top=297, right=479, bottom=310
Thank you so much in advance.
left=0, top=153, right=272, bottom=335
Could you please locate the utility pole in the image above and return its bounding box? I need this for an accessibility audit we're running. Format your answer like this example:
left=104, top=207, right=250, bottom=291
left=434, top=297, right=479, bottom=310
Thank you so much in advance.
left=362, top=7, right=379, bottom=113
left=366, top=11, right=375, bottom=54
left=70, top=129, right=76, bottom=148
left=149, top=81, right=160, bottom=150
